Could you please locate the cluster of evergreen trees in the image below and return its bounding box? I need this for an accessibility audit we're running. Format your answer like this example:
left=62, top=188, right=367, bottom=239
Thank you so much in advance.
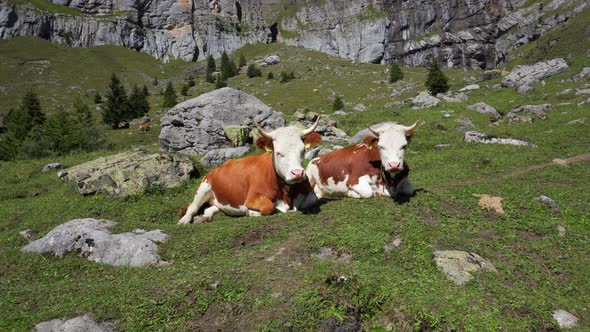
left=205, top=51, right=240, bottom=89
left=0, top=91, right=104, bottom=160
left=387, top=61, right=449, bottom=95
left=102, top=74, right=151, bottom=128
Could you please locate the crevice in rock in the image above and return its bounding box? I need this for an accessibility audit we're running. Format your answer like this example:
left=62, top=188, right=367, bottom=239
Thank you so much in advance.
left=269, top=22, right=278, bottom=43
left=235, top=1, right=242, bottom=22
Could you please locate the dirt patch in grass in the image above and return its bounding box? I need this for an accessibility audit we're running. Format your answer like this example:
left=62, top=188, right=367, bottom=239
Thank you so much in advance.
left=233, top=222, right=281, bottom=249
left=516, top=229, right=544, bottom=241
left=416, top=207, right=439, bottom=225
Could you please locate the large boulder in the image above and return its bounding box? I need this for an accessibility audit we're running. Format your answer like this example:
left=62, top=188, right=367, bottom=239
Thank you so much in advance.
left=507, top=104, right=553, bottom=120
left=200, top=146, right=251, bottom=168
left=410, top=95, right=440, bottom=109
left=502, top=58, right=569, bottom=88
left=59, top=149, right=195, bottom=198
left=23, top=219, right=169, bottom=267
left=35, top=315, right=115, bottom=332
left=159, top=88, right=285, bottom=155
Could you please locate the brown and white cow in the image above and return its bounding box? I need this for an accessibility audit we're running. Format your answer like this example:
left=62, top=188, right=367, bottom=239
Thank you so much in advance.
left=178, top=120, right=322, bottom=224
left=305, top=121, right=417, bottom=199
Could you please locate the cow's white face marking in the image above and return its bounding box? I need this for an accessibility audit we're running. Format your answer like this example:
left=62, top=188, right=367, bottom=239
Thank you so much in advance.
left=371, top=122, right=417, bottom=174
left=269, top=127, right=308, bottom=184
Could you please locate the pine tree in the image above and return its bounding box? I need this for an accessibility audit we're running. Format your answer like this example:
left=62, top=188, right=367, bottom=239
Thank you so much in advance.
left=94, top=91, right=103, bottom=104
left=43, top=106, right=77, bottom=155
left=153, top=76, right=158, bottom=86
left=128, top=85, right=150, bottom=118
left=181, top=84, right=189, bottom=96
left=333, top=95, right=344, bottom=111
left=2, top=90, right=45, bottom=140
left=267, top=72, right=274, bottom=79
left=21, top=90, right=45, bottom=127
left=142, top=84, right=150, bottom=96
left=186, top=76, right=195, bottom=88
left=215, top=75, right=227, bottom=89
left=389, top=64, right=404, bottom=83
left=425, top=61, right=449, bottom=95
left=162, top=82, right=177, bottom=108
left=72, top=98, right=104, bottom=151
left=206, top=55, right=216, bottom=83
left=103, top=74, right=128, bottom=128
left=220, top=51, right=237, bottom=80
left=239, top=54, right=247, bottom=68
left=18, top=124, right=48, bottom=159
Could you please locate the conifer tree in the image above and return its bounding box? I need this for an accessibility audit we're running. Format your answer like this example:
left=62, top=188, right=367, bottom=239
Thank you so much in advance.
left=103, top=74, right=129, bottom=128
left=142, top=84, right=150, bottom=96
left=206, top=55, right=216, bottom=83
left=333, top=95, right=344, bottom=111
left=162, top=81, right=177, bottom=108
left=239, top=54, right=247, bottom=68
left=72, top=98, right=104, bottom=151
left=181, top=84, right=189, bottom=96
left=389, top=64, right=404, bottom=83
left=246, top=63, right=262, bottom=78
left=220, top=51, right=237, bottom=80
left=267, top=72, right=274, bottom=79
left=215, top=75, right=227, bottom=89
left=94, top=91, right=103, bottom=104
left=128, top=84, right=150, bottom=118
left=425, top=61, right=449, bottom=95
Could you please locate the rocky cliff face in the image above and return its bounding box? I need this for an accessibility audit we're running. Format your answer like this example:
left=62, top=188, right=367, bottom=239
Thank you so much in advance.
left=0, top=0, right=587, bottom=67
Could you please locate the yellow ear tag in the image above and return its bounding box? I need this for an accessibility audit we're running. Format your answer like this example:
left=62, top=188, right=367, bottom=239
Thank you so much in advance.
left=305, top=143, right=311, bottom=149
left=264, top=146, right=272, bottom=153
left=367, top=144, right=372, bottom=150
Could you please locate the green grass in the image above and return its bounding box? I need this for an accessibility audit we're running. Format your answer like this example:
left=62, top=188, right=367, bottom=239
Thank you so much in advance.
left=6, top=0, right=81, bottom=16
left=1, top=32, right=590, bottom=330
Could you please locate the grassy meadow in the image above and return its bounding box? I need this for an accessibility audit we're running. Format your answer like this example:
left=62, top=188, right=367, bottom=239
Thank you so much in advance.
left=0, top=13, right=589, bottom=330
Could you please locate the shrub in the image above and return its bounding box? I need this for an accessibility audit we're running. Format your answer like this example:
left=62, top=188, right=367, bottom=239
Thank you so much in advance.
left=389, top=64, right=403, bottom=83
left=93, top=91, right=102, bottom=104
left=425, top=61, right=449, bottom=95
left=246, top=64, right=262, bottom=78
left=267, top=72, right=274, bottom=79
left=280, top=71, right=296, bottom=83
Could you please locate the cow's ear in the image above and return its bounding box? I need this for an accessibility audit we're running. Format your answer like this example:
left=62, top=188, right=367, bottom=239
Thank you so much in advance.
left=303, top=132, right=322, bottom=149
left=256, top=136, right=273, bottom=152
left=363, top=135, right=378, bottom=149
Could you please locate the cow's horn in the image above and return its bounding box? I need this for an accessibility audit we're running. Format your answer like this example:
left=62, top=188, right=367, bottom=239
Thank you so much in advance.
left=301, top=116, right=321, bottom=136
left=369, top=125, right=380, bottom=137
left=406, top=120, right=419, bottom=131
left=256, top=122, right=273, bottom=138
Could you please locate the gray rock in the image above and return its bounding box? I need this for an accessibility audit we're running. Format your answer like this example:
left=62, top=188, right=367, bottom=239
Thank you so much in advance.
left=575, top=89, right=590, bottom=96
left=567, top=118, right=587, bottom=125
left=390, top=89, right=401, bottom=98
left=305, top=147, right=320, bottom=160
left=23, top=218, right=168, bottom=267
left=199, top=146, right=251, bottom=168
left=502, top=58, right=569, bottom=88
left=439, top=92, right=468, bottom=103
left=552, top=310, right=578, bottom=329
left=159, top=88, right=284, bottom=155
left=327, top=126, right=348, bottom=139
left=318, top=147, right=334, bottom=156
left=433, top=250, right=497, bottom=285
left=578, top=97, right=590, bottom=106
left=558, top=88, right=573, bottom=95
left=223, top=125, right=250, bottom=146
left=508, top=115, right=533, bottom=124
left=455, top=118, right=476, bottom=131
left=384, top=236, right=402, bottom=253
left=43, top=162, right=64, bottom=173
left=464, top=131, right=538, bottom=148
left=60, top=149, right=194, bottom=198
left=434, top=144, right=450, bottom=150
left=129, top=116, right=151, bottom=127
left=516, top=84, right=533, bottom=94
left=557, top=225, right=566, bottom=237
left=568, top=67, right=590, bottom=82
left=262, top=55, right=280, bottom=65
left=19, top=229, right=34, bottom=240
left=34, top=315, right=115, bottom=332
left=353, top=104, right=366, bottom=112
left=459, top=84, right=480, bottom=92
left=507, top=104, right=552, bottom=120
left=533, top=195, right=561, bottom=213
left=349, top=122, right=387, bottom=144
left=467, top=102, right=501, bottom=120
left=411, top=95, right=440, bottom=109
left=312, top=246, right=352, bottom=263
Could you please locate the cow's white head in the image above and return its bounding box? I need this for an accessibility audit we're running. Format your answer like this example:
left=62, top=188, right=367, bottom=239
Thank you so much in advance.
left=256, top=118, right=322, bottom=184
left=367, top=121, right=417, bottom=173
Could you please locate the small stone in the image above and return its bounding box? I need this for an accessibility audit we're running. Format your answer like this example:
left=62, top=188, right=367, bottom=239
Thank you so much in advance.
left=553, top=309, right=578, bottom=329
left=42, top=163, right=64, bottom=173
left=353, top=104, right=366, bottom=112
left=467, top=102, right=501, bottom=120
left=34, top=315, right=115, bottom=332
left=384, top=237, right=402, bottom=253
left=433, top=250, right=497, bottom=285
left=533, top=195, right=561, bottom=213
left=567, top=118, right=587, bottom=125
left=434, top=144, right=450, bottom=150
left=390, top=89, right=401, bottom=97
left=464, top=131, right=538, bottom=148
left=19, top=229, right=34, bottom=240
left=459, top=84, right=480, bottom=92
left=517, top=84, right=533, bottom=94
left=558, top=88, right=573, bottom=95
left=305, top=147, right=320, bottom=160
left=557, top=226, right=566, bottom=237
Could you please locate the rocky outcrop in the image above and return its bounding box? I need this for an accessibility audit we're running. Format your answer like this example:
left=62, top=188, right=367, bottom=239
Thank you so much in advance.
left=23, top=218, right=169, bottom=267
left=160, top=87, right=285, bottom=155
left=502, top=58, right=569, bottom=88
left=2, top=0, right=586, bottom=67
left=200, top=146, right=251, bottom=167
left=433, top=250, right=497, bottom=285
left=467, top=102, right=501, bottom=120
left=59, top=149, right=195, bottom=197
left=464, top=131, right=538, bottom=148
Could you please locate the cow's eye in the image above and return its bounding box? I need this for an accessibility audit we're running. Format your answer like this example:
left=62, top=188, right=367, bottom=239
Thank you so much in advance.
left=276, top=152, right=284, bottom=158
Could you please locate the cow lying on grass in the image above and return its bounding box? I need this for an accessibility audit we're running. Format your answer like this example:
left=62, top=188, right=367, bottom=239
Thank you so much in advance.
left=306, top=121, right=417, bottom=199
left=178, top=120, right=322, bottom=224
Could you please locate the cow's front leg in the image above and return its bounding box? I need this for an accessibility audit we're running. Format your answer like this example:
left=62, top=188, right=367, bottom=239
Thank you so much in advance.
left=347, top=177, right=373, bottom=199
left=245, top=194, right=275, bottom=216
left=193, top=206, right=220, bottom=223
